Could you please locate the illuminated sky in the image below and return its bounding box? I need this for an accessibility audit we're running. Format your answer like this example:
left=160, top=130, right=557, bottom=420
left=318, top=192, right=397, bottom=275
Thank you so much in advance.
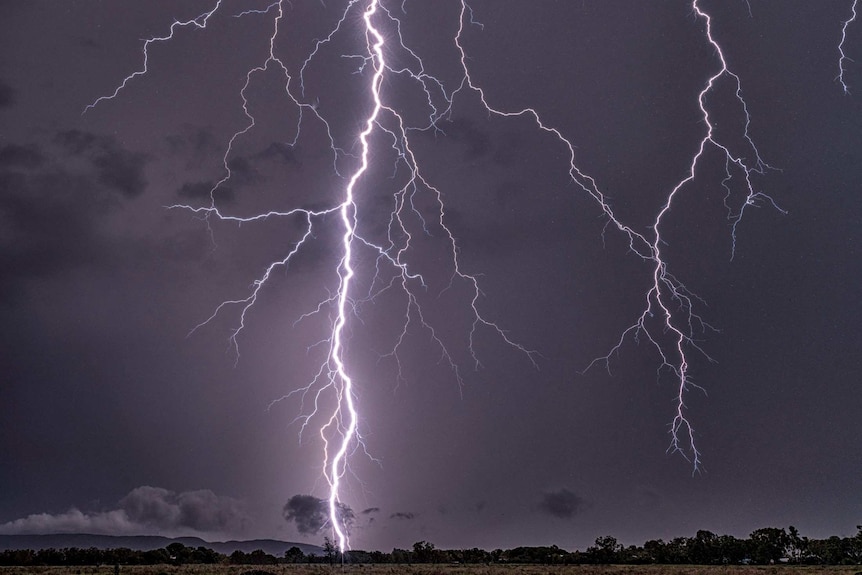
left=1, top=0, right=861, bottom=552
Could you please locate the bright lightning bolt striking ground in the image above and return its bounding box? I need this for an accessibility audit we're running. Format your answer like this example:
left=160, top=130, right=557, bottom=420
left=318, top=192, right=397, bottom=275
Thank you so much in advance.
left=84, top=0, right=795, bottom=549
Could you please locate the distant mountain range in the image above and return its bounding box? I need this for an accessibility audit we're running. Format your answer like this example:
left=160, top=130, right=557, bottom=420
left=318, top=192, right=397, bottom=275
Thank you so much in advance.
left=0, top=534, right=322, bottom=557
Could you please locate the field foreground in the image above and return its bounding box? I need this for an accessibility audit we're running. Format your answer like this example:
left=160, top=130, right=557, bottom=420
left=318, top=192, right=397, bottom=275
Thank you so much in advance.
left=2, top=565, right=860, bottom=575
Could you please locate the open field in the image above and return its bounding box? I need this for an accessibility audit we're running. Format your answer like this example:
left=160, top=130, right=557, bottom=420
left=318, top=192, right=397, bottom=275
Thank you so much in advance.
left=2, top=565, right=860, bottom=575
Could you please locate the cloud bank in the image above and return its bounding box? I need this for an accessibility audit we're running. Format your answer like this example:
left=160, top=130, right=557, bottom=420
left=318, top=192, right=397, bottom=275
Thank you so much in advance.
left=0, top=486, right=248, bottom=537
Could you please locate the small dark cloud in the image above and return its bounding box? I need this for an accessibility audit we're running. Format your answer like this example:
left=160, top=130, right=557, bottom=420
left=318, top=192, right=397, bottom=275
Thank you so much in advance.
left=0, top=80, right=14, bottom=108
left=361, top=507, right=380, bottom=515
left=92, top=146, right=147, bottom=197
left=538, top=488, right=585, bottom=520
left=474, top=501, right=486, bottom=513
left=283, top=494, right=354, bottom=535
left=54, top=129, right=148, bottom=197
left=389, top=511, right=415, bottom=520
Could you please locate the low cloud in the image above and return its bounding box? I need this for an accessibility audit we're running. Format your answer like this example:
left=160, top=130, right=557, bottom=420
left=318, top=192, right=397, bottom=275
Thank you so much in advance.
left=0, top=486, right=248, bottom=537
left=389, top=512, right=415, bottom=520
left=283, top=494, right=354, bottom=535
left=120, top=486, right=247, bottom=533
left=0, top=508, right=135, bottom=535
left=538, top=488, right=585, bottom=519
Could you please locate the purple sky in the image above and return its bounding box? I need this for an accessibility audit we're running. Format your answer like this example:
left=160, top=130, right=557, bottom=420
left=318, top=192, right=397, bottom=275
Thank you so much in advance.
left=1, top=0, right=861, bottom=552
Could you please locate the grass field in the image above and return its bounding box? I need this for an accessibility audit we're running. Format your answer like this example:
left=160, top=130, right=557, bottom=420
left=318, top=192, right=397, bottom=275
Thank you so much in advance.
left=2, top=565, right=860, bottom=575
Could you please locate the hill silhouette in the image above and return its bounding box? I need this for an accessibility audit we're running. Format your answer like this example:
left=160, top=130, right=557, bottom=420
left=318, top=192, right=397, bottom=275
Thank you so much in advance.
left=0, top=534, right=321, bottom=557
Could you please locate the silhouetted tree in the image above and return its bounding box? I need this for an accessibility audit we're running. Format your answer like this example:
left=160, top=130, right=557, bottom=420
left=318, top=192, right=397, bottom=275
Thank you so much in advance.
left=229, top=550, right=248, bottom=565
left=247, top=549, right=277, bottom=565
left=284, top=546, right=304, bottom=563
left=323, top=536, right=338, bottom=564
left=585, top=535, right=622, bottom=564
left=642, top=539, right=667, bottom=563
left=748, top=527, right=790, bottom=564
left=390, top=548, right=410, bottom=564
left=412, top=541, right=438, bottom=563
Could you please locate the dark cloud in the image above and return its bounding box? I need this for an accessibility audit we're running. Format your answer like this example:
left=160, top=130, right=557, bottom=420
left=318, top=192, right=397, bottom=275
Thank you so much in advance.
left=120, top=486, right=248, bottom=533
left=92, top=147, right=148, bottom=197
left=361, top=507, right=380, bottom=515
left=0, top=486, right=248, bottom=536
left=283, top=495, right=354, bottom=535
left=0, top=134, right=147, bottom=294
left=389, top=512, right=415, bottom=520
left=0, top=80, right=13, bottom=108
left=54, top=129, right=148, bottom=197
left=538, top=489, right=585, bottom=520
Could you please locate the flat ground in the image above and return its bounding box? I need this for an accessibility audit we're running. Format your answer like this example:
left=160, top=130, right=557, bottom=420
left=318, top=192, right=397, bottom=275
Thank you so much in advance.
left=2, top=565, right=860, bottom=575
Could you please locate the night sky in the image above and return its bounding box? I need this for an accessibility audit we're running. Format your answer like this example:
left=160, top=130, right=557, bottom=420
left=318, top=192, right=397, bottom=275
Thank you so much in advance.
left=1, top=0, right=861, bottom=553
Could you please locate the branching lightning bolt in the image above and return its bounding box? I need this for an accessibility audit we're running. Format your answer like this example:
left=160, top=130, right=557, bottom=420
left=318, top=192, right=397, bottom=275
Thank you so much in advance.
left=446, top=0, right=782, bottom=472
left=85, top=0, right=540, bottom=551
left=84, top=0, right=797, bottom=549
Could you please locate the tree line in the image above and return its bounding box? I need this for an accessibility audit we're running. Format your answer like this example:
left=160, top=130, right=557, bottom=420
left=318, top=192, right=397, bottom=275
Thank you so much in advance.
left=1, top=525, right=860, bottom=566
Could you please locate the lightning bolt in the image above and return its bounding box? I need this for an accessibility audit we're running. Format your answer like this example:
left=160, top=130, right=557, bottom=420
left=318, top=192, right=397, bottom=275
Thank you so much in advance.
left=85, top=0, right=539, bottom=551
left=84, top=0, right=798, bottom=548
left=581, top=1, right=784, bottom=471
left=447, top=0, right=782, bottom=472
left=839, top=0, right=859, bottom=93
